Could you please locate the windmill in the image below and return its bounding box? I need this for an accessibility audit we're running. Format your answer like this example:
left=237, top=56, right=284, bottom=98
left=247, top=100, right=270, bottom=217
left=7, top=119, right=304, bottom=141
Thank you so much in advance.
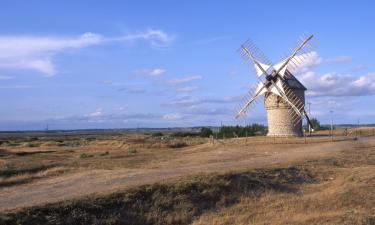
left=236, top=34, right=316, bottom=136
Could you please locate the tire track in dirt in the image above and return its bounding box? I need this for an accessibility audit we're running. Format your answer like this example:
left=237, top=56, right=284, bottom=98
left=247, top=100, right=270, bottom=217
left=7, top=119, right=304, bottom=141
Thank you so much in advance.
left=0, top=138, right=364, bottom=212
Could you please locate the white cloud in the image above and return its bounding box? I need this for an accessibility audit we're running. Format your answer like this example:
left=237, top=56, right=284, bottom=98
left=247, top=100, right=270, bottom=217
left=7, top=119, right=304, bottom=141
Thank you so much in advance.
left=167, top=96, right=198, bottom=108
left=0, top=29, right=174, bottom=76
left=163, top=113, right=182, bottom=120
left=134, top=68, right=166, bottom=77
left=164, top=75, right=202, bottom=86
left=300, top=71, right=375, bottom=97
left=166, top=95, right=240, bottom=108
left=117, top=85, right=146, bottom=94
left=0, top=32, right=102, bottom=59
left=85, top=108, right=104, bottom=119
left=290, top=51, right=322, bottom=74
left=177, top=86, right=199, bottom=93
left=0, top=32, right=100, bottom=76
left=1, top=59, right=57, bottom=76
left=114, top=29, right=174, bottom=47
left=290, top=52, right=353, bottom=75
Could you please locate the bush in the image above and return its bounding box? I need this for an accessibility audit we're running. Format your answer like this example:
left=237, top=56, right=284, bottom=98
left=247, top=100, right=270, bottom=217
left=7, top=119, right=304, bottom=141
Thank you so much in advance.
left=151, top=132, right=164, bottom=137
left=200, top=127, right=213, bottom=137
left=218, top=124, right=267, bottom=139
left=100, top=151, right=109, bottom=156
left=26, top=142, right=41, bottom=148
left=128, top=149, right=137, bottom=154
left=168, top=142, right=188, bottom=148
left=304, top=118, right=330, bottom=131
left=80, top=153, right=93, bottom=158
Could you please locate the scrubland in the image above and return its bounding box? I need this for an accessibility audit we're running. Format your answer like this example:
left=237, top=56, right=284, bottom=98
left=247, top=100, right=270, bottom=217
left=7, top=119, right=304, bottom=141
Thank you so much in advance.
left=0, top=128, right=373, bottom=224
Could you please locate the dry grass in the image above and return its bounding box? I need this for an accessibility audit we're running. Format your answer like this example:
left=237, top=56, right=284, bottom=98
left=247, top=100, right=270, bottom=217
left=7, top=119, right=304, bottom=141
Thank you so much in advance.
left=0, top=133, right=212, bottom=197
left=193, top=144, right=375, bottom=225
left=0, top=130, right=374, bottom=225
left=0, top=167, right=67, bottom=187
left=0, top=166, right=314, bottom=225
left=192, top=169, right=374, bottom=225
left=0, top=136, right=374, bottom=225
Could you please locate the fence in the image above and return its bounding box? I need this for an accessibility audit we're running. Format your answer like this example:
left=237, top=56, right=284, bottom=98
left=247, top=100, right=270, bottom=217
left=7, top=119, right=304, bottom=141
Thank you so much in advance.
left=209, top=127, right=375, bottom=146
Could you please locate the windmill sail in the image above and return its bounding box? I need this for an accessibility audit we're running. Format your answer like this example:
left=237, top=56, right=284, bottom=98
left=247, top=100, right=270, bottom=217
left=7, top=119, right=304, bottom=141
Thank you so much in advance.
left=235, top=34, right=317, bottom=134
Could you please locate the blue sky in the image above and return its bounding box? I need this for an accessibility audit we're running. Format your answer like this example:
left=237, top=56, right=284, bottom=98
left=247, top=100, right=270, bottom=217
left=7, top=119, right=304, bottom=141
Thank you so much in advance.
left=0, top=0, right=375, bottom=130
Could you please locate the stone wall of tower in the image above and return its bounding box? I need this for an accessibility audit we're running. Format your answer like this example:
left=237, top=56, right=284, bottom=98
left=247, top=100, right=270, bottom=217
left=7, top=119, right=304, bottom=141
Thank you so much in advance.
left=264, top=89, right=305, bottom=137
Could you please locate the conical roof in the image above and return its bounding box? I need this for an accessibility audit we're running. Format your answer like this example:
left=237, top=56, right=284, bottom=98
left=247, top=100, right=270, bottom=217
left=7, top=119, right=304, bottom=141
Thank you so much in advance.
left=284, top=70, right=306, bottom=90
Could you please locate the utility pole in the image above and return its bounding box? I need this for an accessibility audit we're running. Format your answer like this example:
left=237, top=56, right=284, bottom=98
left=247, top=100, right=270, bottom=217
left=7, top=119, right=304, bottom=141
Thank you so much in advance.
left=137, top=123, right=139, bottom=140
left=330, top=110, right=334, bottom=141
left=221, top=121, right=223, bottom=139
left=357, top=118, right=360, bottom=138
left=307, top=102, right=312, bottom=135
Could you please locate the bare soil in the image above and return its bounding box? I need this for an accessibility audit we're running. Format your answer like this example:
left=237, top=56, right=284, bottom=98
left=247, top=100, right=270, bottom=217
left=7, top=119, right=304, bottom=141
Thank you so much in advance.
left=0, top=134, right=363, bottom=212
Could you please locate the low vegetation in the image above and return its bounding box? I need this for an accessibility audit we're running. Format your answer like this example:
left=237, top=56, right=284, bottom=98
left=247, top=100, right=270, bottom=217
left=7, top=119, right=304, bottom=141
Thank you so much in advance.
left=0, top=129, right=374, bottom=225
left=0, top=166, right=313, bottom=225
left=217, top=124, right=267, bottom=138
left=1, top=141, right=373, bottom=225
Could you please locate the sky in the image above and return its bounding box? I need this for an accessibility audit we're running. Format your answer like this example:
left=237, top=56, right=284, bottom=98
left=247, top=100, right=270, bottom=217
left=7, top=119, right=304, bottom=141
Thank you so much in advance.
left=0, top=0, right=375, bottom=131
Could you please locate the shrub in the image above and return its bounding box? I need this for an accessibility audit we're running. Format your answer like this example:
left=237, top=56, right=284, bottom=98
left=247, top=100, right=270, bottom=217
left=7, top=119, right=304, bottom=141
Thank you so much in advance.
left=128, top=149, right=137, bottom=154
left=80, top=153, right=93, bottom=158
left=151, top=132, right=164, bottom=137
left=100, top=151, right=109, bottom=156
left=168, top=142, right=188, bottom=148
left=303, top=118, right=330, bottom=131
left=200, top=127, right=213, bottom=137
left=26, top=142, right=41, bottom=148
left=218, top=124, right=267, bottom=139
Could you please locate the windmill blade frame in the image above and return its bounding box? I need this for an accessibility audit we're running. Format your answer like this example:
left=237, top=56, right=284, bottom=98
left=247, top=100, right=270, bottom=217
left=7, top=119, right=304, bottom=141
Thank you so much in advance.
left=238, top=39, right=273, bottom=77
left=235, top=34, right=317, bottom=136
left=273, top=35, right=314, bottom=78
left=235, top=81, right=269, bottom=118
left=283, top=34, right=319, bottom=74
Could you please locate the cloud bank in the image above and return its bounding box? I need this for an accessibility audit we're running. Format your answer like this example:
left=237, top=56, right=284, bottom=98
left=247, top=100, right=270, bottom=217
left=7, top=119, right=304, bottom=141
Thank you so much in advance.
left=291, top=52, right=375, bottom=97
left=0, top=29, right=174, bottom=76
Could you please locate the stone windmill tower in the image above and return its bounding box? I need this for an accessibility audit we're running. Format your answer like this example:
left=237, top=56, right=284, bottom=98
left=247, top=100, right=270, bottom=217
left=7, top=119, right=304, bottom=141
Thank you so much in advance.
left=236, top=35, right=315, bottom=136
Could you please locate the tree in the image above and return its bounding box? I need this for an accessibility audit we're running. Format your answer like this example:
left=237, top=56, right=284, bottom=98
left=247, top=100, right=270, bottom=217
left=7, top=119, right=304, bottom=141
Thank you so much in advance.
left=200, top=127, right=213, bottom=137
left=217, top=124, right=266, bottom=139
left=305, top=118, right=324, bottom=131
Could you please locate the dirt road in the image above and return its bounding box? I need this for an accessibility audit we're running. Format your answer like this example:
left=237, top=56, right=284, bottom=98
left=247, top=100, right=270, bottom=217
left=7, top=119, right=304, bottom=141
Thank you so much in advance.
left=0, top=137, right=368, bottom=212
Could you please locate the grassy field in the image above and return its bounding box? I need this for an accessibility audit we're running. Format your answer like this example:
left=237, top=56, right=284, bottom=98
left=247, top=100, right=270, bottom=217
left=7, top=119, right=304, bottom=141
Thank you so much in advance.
left=0, top=128, right=374, bottom=224
left=0, top=129, right=344, bottom=189
left=0, top=132, right=207, bottom=188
